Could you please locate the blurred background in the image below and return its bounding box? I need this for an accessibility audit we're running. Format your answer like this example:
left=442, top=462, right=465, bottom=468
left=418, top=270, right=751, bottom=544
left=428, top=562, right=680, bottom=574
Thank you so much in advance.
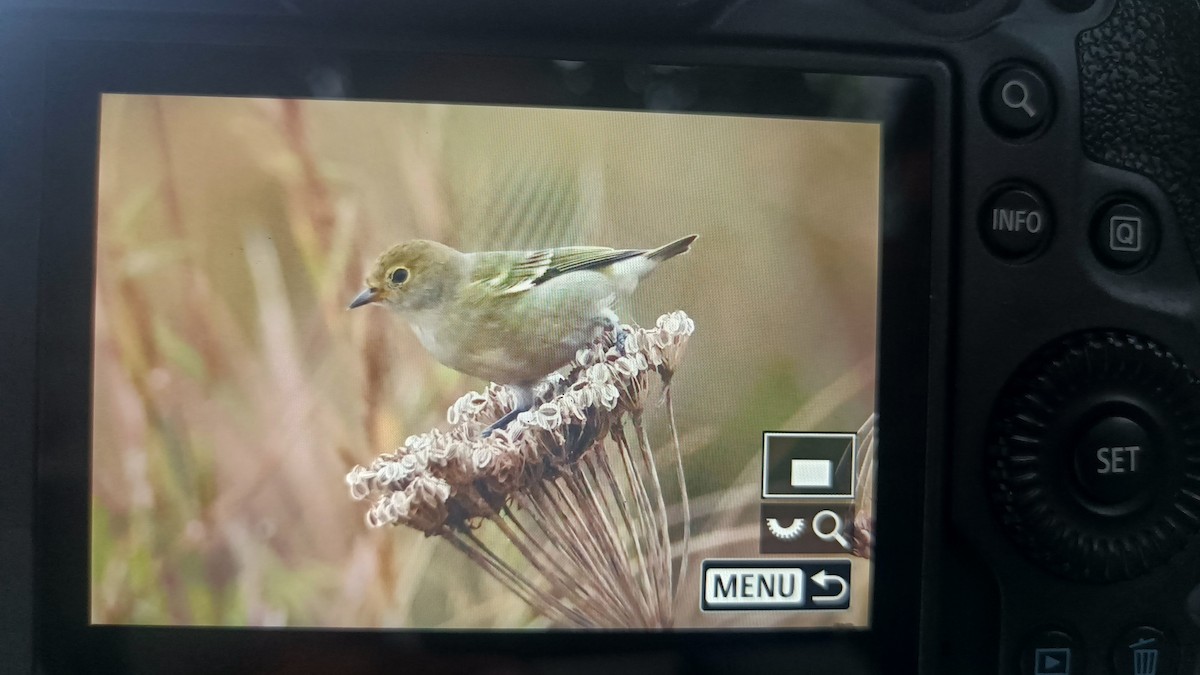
left=91, top=93, right=880, bottom=629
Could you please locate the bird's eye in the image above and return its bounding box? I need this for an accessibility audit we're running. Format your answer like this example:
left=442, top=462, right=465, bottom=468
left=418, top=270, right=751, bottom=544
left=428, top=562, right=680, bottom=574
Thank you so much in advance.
left=389, top=267, right=409, bottom=285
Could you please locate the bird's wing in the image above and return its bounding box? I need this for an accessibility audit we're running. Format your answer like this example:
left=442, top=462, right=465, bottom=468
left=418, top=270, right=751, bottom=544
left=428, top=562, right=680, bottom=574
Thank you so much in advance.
left=474, top=246, right=643, bottom=295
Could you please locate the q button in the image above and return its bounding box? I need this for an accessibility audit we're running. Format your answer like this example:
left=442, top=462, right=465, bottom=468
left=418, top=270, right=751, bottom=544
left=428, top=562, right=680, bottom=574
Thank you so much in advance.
left=984, top=66, right=1054, bottom=137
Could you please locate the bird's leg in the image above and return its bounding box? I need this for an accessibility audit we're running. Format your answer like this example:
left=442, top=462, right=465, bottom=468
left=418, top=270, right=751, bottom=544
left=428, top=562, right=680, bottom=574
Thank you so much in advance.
left=599, top=308, right=629, bottom=355
left=482, top=385, right=534, bottom=437
left=482, top=409, right=525, bottom=437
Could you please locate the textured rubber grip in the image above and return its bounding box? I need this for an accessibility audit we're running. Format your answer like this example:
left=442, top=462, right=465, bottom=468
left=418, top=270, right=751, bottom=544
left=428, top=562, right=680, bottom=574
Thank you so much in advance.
left=1078, top=0, right=1200, bottom=273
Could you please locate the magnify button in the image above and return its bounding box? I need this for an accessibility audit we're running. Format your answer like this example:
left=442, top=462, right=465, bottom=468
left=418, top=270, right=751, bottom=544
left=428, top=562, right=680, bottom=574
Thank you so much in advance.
left=984, top=66, right=1053, bottom=137
left=1002, top=80, right=1036, bottom=117
left=813, top=509, right=852, bottom=551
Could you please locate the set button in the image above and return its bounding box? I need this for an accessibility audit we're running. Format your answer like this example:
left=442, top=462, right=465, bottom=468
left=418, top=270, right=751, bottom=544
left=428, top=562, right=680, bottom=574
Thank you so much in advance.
left=1071, top=414, right=1157, bottom=513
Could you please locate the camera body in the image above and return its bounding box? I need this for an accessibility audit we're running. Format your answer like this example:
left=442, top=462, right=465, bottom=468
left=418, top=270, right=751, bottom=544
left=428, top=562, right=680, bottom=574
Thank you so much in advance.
left=2, top=0, right=1199, bottom=673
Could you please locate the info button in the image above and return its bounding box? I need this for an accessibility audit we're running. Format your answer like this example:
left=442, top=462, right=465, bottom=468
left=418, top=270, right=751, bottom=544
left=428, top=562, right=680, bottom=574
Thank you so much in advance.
left=980, top=184, right=1053, bottom=260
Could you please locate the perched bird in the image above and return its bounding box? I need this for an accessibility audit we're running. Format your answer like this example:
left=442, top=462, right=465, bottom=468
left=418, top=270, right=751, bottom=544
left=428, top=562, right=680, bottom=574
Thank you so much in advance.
left=350, top=234, right=697, bottom=433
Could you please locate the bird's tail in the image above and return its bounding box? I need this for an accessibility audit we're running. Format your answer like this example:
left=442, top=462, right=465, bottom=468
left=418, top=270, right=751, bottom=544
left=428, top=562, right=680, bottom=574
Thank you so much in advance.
left=646, top=234, right=698, bottom=262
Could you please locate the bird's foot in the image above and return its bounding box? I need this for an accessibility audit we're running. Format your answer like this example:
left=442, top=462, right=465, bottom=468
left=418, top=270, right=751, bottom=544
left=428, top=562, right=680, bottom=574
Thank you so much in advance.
left=482, top=409, right=523, bottom=437
left=481, top=387, right=534, bottom=437
left=599, top=309, right=628, bottom=356
left=614, top=326, right=629, bottom=356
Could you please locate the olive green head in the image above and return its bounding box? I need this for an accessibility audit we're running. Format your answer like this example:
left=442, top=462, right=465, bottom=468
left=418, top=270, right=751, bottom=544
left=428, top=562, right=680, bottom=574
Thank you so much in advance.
left=348, top=240, right=462, bottom=313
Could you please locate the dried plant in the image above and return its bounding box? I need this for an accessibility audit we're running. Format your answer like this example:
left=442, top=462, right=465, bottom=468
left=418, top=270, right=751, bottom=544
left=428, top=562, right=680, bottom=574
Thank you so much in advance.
left=346, top=311, right=695, bottom=628
left=852, top=414, right=876, bottom=560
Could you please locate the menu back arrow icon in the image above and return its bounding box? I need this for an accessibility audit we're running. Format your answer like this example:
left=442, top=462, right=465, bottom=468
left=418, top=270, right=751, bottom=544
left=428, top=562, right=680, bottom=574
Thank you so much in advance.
left=810, top=569, right=849, bottom=605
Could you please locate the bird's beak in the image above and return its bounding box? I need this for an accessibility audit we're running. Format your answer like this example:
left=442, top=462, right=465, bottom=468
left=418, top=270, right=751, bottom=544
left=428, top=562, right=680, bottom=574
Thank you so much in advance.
left=348, top=288, right=382, bottom=309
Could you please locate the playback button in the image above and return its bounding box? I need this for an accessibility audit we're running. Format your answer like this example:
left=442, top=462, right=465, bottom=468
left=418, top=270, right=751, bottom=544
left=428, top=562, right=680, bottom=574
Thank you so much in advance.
left=980, top=184, right=1053, bottom=260
left=1021, top=629, right=1076, bottom=675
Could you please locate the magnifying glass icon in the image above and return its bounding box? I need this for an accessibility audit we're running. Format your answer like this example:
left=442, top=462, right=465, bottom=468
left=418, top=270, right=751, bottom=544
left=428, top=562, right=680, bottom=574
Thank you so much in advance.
left=1001, top=79, right=1037, bottom=117
left=813, top=510, right=852, bottom=551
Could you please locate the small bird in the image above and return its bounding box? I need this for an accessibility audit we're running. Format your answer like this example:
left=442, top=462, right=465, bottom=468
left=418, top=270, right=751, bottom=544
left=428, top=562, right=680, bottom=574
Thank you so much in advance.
left=350, top=234, right=697, bottom=433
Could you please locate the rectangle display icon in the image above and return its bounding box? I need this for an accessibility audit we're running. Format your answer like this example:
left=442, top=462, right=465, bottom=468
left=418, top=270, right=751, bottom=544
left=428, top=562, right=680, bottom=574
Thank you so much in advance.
left=790, top=459, right=833, bottom=488
left=762, top=432, right=856, bottom=499
left=700, top=559, right=852, bottom=611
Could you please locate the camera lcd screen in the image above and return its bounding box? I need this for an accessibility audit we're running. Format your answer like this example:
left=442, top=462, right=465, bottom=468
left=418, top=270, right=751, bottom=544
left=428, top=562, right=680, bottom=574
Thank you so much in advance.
left=91, top=93, right=881, bottom=631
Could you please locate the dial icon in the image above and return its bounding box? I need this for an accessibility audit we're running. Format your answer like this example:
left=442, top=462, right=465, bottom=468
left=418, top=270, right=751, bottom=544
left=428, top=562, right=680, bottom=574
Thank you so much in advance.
left=765, top=517, right=806, bottom=541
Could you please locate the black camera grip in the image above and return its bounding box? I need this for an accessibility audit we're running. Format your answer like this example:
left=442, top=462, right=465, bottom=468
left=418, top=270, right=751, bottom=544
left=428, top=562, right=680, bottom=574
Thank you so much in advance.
left=1078, top=0, right=1200, bottom=273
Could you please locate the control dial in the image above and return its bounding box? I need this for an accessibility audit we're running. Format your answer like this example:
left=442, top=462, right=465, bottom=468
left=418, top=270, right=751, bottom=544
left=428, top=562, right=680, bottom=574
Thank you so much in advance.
left=988, top=331, right=1200, bottom=581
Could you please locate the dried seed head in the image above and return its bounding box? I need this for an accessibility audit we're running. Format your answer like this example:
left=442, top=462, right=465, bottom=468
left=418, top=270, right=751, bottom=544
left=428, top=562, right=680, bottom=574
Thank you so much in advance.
left=347, top=312, right=695, bottom=535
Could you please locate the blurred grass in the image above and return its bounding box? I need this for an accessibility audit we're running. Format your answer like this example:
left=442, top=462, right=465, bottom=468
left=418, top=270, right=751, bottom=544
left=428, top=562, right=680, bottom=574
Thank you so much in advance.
left=92, top=94, right=880, bottom=628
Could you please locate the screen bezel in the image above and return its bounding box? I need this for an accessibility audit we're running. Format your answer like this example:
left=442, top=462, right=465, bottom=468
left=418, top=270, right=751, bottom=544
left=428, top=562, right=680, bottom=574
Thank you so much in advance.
left=33, top=37, right=947, bottom=675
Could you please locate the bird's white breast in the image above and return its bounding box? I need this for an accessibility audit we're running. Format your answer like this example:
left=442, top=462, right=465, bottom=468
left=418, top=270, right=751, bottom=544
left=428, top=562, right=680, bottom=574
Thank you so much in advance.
left=404, top=310, right=452, bottom=363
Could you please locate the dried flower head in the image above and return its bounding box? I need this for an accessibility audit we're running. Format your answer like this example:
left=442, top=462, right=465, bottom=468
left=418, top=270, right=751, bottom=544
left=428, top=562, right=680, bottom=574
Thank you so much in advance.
left=346, top=312, right=696, bottom=628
